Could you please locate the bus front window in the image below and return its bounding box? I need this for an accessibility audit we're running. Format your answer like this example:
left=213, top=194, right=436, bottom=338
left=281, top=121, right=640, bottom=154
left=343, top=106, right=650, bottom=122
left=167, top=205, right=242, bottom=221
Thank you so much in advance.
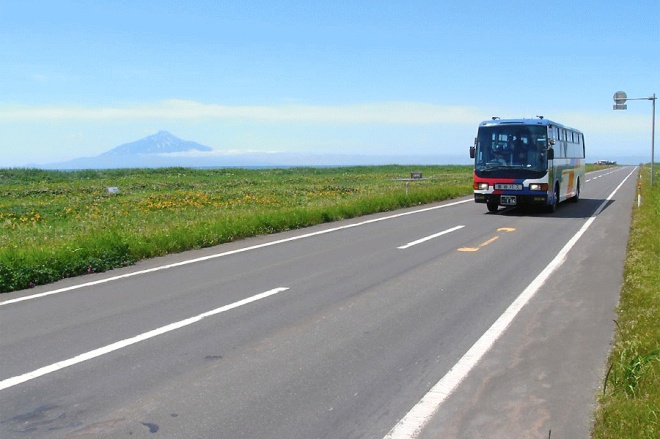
left=475, top=125, right=547, bottom=172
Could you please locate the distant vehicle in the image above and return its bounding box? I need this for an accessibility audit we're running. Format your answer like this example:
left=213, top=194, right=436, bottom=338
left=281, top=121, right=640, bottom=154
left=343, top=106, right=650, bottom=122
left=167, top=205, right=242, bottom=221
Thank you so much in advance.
left=594, top=160, right=617, bottom=165
left=469, top=117, right=585, bottom=213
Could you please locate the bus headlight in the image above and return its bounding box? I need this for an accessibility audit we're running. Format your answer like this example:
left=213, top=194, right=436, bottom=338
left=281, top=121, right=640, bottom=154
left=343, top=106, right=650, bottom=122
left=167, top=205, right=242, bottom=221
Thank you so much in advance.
left=529, top=183, right=549, bottom=191
left=473, top=182, right=489, bottom=190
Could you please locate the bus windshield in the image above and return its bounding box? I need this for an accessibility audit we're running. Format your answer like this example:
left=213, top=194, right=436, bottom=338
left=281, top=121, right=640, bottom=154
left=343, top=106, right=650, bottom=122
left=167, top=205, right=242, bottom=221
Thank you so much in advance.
left=475, top=125, right=548, bottom=172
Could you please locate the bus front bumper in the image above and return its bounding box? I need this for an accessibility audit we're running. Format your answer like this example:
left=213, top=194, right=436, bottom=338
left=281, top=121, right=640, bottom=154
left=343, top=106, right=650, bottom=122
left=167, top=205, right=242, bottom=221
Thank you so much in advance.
left=474, top=193, right=549, bottom=206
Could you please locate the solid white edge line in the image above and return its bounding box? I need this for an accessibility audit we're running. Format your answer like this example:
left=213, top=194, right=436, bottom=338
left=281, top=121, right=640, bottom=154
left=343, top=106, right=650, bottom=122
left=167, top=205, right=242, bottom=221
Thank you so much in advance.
left=397, top=225, right=465, bottom=249
left=1, top=199, right=471, bottom=306
left=0, top=287, right=289, bottom=392
left=384, top=167, right=637, bottom=439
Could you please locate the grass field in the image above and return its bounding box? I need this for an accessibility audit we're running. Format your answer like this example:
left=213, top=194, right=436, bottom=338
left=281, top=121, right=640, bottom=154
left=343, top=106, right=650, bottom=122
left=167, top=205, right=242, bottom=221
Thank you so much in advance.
left=592, top=165, right=659, bottom=438
left=0, top=165, right=472, bottom=293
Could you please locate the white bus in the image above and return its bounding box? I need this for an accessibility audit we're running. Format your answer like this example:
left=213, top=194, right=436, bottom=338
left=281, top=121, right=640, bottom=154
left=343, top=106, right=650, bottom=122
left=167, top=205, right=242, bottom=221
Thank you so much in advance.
left=470, top=117, right=585, bottom=212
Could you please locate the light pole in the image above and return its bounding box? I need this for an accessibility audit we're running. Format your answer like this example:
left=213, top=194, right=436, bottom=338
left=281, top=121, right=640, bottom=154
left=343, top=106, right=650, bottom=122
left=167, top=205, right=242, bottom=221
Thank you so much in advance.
left=613, top=91, right=656, bottom=185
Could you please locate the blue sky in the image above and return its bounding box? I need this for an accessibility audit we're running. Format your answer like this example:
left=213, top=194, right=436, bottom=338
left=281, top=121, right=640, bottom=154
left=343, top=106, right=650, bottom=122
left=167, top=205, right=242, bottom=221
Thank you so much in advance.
left=1, top=0, right=658, bottom=167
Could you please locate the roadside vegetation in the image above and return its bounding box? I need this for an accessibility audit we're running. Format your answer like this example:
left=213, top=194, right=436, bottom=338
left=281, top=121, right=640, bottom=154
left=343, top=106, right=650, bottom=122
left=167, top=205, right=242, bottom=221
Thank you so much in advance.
left=593, top=165, right=659, bottom=438
left=0, top=165, right=471, bottom=293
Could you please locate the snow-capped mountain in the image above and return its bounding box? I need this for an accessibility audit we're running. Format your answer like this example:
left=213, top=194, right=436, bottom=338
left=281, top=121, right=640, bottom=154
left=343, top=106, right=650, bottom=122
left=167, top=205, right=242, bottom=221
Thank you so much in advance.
left=101, top=131, right=212, bottom=156
left=35, top=131, right=468, bottom=169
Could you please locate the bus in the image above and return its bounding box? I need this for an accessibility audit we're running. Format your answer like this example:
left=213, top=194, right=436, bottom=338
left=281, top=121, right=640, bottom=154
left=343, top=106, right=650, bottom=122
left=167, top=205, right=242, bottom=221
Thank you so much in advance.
left=469, top=117, right=585, bottom=213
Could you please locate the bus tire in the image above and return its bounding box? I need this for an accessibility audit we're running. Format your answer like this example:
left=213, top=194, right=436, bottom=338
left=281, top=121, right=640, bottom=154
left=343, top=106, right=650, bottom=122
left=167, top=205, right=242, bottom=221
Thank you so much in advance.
left=487, top=202, right=499, bottom=212
left=546, top=184, right=559, bottom=213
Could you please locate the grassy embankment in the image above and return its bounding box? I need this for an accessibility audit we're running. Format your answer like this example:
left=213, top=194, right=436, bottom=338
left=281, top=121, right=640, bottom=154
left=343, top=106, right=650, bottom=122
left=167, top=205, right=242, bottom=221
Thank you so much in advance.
left=0, top=165, right=471, bottom=293
left=592, top=165, right=659, bottom=438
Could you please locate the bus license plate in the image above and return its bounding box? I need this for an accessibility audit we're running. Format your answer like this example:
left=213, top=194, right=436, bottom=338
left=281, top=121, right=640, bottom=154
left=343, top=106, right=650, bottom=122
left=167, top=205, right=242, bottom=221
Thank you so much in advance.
left=495, top=183, right=523, bottom=190
left=501, top=195, right=517, bottom=206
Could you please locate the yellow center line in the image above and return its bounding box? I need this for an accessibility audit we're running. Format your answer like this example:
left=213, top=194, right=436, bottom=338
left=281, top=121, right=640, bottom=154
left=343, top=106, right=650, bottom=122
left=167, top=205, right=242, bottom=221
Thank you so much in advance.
left=458, top=227, right=516, bottom=252
left=480, top=236, right=499, bottom=247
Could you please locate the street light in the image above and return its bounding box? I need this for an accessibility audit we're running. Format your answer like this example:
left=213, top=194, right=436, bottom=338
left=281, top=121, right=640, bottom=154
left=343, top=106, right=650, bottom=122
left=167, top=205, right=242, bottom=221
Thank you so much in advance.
left=613, top=91, right=656, bottom=185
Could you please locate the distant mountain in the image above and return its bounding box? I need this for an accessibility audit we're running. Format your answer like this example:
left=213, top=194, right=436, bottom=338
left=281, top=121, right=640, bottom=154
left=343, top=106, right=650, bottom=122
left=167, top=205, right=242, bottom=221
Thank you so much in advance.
left=35, top=130, right=472, bottom=170
left=39, top=131, right=219, bottom=169
left=101, top=131, right=212, bottom=156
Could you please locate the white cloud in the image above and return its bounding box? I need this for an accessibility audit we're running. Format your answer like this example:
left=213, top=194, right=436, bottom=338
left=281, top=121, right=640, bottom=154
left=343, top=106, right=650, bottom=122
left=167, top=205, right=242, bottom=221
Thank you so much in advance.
left=0, top=100, right=483, bottom=125
left=554, top=110, right=650, bottom=134
left=1, top=101, right=650, bottom=137
left=159, top=149, right=280, bottom=157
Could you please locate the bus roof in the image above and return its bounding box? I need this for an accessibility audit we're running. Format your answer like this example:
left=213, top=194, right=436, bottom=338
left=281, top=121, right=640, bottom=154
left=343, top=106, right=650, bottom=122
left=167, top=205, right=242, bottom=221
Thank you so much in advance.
left=479, top=117, right=581, bottom=133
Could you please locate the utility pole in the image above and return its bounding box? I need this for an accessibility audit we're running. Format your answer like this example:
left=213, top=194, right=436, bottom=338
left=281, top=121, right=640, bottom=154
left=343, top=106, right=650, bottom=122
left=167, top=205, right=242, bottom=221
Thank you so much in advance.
left=613, top=91, right=656, bottom=185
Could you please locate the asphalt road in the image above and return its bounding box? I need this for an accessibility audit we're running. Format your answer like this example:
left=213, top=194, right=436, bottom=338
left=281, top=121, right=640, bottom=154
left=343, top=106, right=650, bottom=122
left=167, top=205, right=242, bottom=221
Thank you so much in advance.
left=0, top=166, right=637, bottom=438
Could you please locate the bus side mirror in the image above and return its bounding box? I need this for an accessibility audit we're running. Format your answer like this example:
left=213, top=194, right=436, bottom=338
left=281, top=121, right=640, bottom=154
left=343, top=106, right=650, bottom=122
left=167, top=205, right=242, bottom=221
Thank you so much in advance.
left=547, top=148, right=554, bottom=160
left=469, top=146, right=475, bottom=159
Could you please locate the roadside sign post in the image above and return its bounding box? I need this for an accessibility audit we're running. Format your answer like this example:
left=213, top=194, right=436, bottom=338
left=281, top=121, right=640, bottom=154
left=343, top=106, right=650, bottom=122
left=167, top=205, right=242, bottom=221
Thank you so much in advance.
left=394, top=172, right=426, bottom=196
left=613, top=91, right=656, bottom=185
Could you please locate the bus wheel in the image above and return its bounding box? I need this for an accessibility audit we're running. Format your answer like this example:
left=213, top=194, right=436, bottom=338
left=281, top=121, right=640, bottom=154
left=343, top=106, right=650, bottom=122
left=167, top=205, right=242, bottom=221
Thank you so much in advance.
left=546, top=185, right=559, bottom=213
left=571, top=178, right=580, bottom=203
left=487, top=202, right=499, bottom=212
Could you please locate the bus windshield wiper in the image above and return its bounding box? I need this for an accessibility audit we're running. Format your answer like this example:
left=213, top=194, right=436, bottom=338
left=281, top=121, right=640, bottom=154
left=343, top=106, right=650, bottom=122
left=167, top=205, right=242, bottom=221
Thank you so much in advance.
left=481, top=164, right=508, bottom=170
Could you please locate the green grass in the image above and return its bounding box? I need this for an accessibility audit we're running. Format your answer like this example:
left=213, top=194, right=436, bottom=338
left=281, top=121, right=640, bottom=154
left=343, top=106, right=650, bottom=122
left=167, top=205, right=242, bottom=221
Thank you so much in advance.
left=0, top=165, right=472, bottom=292
left=592, top=165, right=660, bottom=438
